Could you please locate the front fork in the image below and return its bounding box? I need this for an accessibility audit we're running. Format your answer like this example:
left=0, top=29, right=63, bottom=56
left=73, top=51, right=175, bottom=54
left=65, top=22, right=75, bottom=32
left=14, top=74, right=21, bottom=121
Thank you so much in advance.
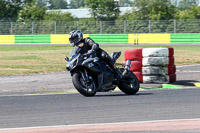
left=81, top=69, right=91, bottom=84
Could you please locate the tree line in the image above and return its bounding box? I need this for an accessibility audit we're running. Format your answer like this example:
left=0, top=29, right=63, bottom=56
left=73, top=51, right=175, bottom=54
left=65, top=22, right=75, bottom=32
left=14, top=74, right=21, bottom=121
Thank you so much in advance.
left=0, top=0, right=200, bottom=22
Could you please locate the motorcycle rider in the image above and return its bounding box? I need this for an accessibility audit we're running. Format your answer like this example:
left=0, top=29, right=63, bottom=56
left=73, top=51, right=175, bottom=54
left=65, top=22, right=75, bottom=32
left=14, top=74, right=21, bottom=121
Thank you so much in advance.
left=68, top=30, right=122, bottom=79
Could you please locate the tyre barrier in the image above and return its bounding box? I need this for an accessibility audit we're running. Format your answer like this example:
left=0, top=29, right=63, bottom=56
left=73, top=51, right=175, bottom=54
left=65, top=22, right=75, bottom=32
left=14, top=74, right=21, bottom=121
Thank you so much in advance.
left=167, top=47, right=174, bottom=57
left=124, top=48, right=143, bottom=61
left=169, top=74, right=176, bottom=83
left=143, top=75, right=169, bottom=84
left=142, top=57, right=169, bottom=66
left=142, top=66, right=168, bottom=75
left=124, top=47, right=176, bottom=83
left=142, top=47, right=169, bottom=57
left=168, top=65, right=176, bottom=75
left=133, top=71, right=143, bottom=83
left=129, top=60, right=142, bottom=72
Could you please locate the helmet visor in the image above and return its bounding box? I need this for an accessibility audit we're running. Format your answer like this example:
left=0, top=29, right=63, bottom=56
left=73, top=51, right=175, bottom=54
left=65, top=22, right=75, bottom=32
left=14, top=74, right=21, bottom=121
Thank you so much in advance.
left=69, top=37, right=77, bottom=44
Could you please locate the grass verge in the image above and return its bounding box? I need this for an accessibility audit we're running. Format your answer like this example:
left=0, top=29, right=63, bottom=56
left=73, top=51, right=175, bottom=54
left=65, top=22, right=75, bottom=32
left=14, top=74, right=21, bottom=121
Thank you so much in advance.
left=1, top=45, right=200, bottom=75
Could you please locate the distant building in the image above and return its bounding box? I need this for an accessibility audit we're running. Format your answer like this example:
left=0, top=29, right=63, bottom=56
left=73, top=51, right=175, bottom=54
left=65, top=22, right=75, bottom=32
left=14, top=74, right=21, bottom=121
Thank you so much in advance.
left=47, top=7, right=132, bottom=18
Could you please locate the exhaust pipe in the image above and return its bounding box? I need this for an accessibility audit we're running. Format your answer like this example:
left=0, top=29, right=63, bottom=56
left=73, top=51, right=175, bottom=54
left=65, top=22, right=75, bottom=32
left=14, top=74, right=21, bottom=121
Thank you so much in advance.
left=123, top=60, right=132, bottom=75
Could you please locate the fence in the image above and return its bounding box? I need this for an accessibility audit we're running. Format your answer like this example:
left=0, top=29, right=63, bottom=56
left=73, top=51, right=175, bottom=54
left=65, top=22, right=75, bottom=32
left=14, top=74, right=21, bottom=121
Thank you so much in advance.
left=1, top=19, right=200, bottom=35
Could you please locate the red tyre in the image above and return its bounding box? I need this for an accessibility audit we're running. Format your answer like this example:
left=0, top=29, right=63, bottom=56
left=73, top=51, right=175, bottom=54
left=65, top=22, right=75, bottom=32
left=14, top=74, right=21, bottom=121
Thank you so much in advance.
left=124, top=48, right=143, bottom=61
left=124, top=61, right=142, bottom=71
left=132, top=71, right=143, bottom=83
left=168, top=65, right=176, bottom=75
left=166, top=47, right=174, bottom=57
left=169, top=57, right=174, bottom=65
left=130, top=61, right=142, bottom=71
left=169, top=74, right=176, bottom=83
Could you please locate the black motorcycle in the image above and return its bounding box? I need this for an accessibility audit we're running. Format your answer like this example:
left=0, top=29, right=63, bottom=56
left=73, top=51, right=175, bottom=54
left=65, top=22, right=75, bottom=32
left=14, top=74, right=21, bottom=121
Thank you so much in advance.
left=65, top=47, right=140, bottom=97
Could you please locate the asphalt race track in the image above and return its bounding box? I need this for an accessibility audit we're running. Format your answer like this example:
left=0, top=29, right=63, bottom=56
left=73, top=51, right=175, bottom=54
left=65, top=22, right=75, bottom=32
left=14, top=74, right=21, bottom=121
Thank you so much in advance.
left=0, top=88, right=200, bottom=132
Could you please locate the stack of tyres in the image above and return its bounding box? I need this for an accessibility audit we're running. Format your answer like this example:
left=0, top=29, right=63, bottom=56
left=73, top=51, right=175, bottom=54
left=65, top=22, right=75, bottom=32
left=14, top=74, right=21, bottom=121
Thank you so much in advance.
left=124, top=47, right=176, bottom=83
left=142, top=47, right=176, bottom=83
left=124, top=48, right=143, bottom=82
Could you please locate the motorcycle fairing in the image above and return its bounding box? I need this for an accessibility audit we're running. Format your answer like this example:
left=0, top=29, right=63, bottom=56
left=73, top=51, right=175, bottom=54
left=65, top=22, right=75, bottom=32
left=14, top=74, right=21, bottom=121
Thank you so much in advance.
left=81, top=57, right=115, bottom=91
left=110, top=52, right=121, bottom=63
left=82, top=57, right=102, bottom=73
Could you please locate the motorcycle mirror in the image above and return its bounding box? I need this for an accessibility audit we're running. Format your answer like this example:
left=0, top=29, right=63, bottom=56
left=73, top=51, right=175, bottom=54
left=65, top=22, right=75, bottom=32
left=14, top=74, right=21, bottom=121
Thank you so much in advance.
left=65, top=57, right=69, bottom=61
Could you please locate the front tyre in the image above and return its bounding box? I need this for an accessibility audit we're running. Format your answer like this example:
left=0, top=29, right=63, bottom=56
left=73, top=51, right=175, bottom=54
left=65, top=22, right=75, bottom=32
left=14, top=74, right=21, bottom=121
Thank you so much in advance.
left=118, top=70, right=140, bottom=95
left=72, top=72, right=97, bottom=97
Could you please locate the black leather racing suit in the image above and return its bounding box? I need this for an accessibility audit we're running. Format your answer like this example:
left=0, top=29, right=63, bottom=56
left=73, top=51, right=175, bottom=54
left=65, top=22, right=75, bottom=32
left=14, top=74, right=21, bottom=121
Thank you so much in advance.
left=77, top=37, right=115, bottom=71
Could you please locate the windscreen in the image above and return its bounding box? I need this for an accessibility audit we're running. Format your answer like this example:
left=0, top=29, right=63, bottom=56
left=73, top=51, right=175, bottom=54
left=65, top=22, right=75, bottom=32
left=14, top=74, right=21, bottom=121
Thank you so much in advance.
left=69, top=47, right=80, bottom=60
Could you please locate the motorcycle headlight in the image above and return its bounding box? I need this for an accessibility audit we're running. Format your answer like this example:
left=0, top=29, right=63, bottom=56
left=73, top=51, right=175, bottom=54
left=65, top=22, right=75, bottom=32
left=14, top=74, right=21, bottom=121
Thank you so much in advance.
left=66, top=63, right=72, bottom=71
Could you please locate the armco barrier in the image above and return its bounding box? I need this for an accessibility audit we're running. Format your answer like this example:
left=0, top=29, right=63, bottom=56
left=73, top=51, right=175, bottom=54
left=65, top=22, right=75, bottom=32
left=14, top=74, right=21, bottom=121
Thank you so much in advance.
left=138, top=34, right=170, bottom=44
left=15, top=35, right=50, bottom=44
left=171, top=33, right=200, bottom=44
left=51, top=34, right=69, bottom=44
left=0, top=35, right=15, bottom=44
left=0, top=34, right=200, bottom=44
left=90, top=34, right=128, bottom=44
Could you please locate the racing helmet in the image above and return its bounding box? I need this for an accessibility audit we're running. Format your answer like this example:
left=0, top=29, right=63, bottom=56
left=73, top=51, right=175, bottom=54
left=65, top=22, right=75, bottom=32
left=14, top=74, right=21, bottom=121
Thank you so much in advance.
left=69, top=30, right=83, bottom=47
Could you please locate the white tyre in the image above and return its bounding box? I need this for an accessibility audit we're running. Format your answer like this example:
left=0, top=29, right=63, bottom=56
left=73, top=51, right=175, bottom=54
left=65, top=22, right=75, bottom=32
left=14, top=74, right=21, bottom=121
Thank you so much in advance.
left=143, top=75, right=169, bottom=84
left=142, top=57, right=169, bottom=66
left=142, top=48, right=169, bottom=57
left=142, top=66, right=168, bottom=75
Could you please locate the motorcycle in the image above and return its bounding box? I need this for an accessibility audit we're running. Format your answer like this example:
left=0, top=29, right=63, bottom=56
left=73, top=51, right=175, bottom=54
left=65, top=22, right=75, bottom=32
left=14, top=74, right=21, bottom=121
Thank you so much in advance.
left=65, top=47, right=140, bottom=97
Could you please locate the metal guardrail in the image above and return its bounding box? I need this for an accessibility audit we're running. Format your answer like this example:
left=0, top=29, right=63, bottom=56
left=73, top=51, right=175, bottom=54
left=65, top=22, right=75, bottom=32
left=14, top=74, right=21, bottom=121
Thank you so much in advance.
left=0, top=19, right=200, bottom=35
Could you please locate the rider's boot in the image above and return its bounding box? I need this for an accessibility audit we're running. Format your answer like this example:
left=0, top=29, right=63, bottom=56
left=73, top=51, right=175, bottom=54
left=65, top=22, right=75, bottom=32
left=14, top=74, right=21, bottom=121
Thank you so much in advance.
left=113, top=67, right=123, bottom=79
left=107, top=61, right=123, bottom=79
left=101, top=51, right=123, bottom=79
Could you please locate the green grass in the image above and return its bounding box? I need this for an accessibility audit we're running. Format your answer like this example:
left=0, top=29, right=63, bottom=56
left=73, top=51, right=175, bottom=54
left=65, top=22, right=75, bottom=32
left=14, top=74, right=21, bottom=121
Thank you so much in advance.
left=0, top=45, right=200, bottom=75
left=2, top=56, right=41, bottom=60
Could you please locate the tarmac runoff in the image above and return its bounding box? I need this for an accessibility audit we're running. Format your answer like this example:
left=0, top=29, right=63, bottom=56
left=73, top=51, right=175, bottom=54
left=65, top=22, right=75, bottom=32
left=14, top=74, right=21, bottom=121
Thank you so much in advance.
left=2, top=64, right=197, bottom=96
left=30, top=64, right=200, bottom=95
left=26, top=84, right=195, bottom=96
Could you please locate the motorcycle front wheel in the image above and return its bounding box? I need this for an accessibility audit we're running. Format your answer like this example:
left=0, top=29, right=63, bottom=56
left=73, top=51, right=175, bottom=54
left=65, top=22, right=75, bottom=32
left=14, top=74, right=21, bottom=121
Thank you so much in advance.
left=72, top=72, right=97, bottom=97
left=118, top=70, right=140, bottom=95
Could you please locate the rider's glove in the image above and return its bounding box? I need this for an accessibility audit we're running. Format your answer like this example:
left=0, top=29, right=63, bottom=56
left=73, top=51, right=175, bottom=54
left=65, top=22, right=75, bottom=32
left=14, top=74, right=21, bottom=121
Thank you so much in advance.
left=87, top=49, right=94, bottom=55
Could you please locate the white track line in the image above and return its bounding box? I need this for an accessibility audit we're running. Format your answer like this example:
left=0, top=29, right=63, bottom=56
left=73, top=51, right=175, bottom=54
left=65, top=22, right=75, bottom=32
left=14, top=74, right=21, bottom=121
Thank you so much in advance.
left=1, top=118, right=200, bottom=131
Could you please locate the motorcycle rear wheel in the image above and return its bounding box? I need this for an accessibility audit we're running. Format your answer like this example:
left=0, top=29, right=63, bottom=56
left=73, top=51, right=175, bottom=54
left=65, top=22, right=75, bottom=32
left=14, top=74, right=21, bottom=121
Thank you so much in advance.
left=72, top=72, right=97, bottom=97
left=118, top=70, right=140, bottom=95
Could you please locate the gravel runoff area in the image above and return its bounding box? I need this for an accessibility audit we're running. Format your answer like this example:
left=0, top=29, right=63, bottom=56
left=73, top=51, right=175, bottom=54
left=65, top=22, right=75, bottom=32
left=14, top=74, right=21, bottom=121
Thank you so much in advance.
left=0, top=64, right=200, bottom=95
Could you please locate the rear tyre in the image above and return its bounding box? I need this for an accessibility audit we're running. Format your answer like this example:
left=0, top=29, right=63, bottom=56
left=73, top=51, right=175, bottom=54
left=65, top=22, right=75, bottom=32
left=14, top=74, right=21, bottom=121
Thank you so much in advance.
left=118, top=70, right=140, bottom=95
left=72, top=72, right=97, bottom=97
